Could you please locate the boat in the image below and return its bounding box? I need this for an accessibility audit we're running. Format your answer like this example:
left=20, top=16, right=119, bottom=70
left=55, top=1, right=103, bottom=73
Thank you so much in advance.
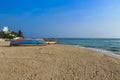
left=45, top=40, right=57, bottom=44
left=10, top=39, right=45, bottom=46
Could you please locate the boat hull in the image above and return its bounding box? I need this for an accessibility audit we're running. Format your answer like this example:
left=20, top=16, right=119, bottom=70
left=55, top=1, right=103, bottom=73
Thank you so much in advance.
left=10, top=40, right=45, bottom=46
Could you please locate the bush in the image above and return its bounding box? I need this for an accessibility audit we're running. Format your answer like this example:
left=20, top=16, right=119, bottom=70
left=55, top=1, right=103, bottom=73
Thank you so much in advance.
left=0, top=30, right=24, bottom=39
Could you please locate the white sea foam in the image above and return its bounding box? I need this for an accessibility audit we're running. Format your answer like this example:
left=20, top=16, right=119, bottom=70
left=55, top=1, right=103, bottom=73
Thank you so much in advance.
left=74, top=45, right=120, bottom=59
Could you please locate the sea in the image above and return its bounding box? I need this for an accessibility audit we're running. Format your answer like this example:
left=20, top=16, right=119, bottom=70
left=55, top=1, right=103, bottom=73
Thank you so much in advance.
left=50, top=38, right=120, bottom=58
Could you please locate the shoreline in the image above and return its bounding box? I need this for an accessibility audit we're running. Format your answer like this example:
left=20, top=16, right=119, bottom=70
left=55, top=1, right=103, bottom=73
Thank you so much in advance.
left=64, top=44, right=120, bottom=59
left=51, top=44, right=120, bottom=61
left=0, top=42, right=120, bottom=80
left=86, top=47, right=120, bottom=59
left=79, top=46, right=120, bottom=59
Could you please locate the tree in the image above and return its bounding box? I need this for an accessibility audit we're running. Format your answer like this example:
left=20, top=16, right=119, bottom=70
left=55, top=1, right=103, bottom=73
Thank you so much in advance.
left=8, top=35, right=14, bottom=39
left=0, top=31, right=4, bottom=38
left=11, top=31, right=18, bottom=36
left=0, top=29, right=25, bottom=39
left=17, top=30, right=24, bottom=38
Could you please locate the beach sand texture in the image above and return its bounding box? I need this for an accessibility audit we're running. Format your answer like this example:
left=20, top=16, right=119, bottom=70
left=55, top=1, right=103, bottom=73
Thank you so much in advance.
left=0, top=42, right=120, bottom=80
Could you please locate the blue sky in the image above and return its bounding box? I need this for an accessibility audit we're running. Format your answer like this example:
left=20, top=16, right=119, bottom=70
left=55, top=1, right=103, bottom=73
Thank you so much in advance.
left=0, top=0, right=120, bottom=38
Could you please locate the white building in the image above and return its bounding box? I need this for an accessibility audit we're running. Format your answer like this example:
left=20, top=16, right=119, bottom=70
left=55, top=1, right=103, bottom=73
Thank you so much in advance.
left=2, top=26, right=9, bottom=32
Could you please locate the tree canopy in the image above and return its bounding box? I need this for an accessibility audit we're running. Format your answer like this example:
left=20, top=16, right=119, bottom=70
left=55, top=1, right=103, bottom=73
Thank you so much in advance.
left=17, top=30, right=24, bottom=38
left=0, top=30, right=24, bottom=39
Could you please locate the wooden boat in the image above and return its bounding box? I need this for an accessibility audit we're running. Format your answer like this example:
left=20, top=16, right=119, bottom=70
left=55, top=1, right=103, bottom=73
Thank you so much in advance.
left=10, top=39, right=45, bottom=46
left=45, top=40, right=57, bottom=44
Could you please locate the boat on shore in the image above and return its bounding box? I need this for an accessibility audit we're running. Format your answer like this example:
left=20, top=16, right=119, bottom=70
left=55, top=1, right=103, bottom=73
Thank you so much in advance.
left=45, top=40, right=57, bottom=44
left=10, top=39, right=45, bottom=46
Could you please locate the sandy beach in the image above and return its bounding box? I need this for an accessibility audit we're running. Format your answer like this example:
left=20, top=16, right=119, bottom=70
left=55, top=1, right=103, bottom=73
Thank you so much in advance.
left=0, top=41, right=120, bottom=80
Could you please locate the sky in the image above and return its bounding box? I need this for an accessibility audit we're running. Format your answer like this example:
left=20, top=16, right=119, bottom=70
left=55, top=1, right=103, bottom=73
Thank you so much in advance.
left=0, top=0, right=120, bottom=38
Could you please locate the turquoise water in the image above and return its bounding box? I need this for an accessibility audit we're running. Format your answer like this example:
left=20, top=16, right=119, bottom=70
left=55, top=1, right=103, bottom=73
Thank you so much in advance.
left=54, top=38, right=120, bottom=55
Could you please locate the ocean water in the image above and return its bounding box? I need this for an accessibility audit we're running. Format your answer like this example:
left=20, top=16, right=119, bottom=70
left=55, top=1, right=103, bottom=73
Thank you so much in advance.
left=54, top=38, right=120, bottom=56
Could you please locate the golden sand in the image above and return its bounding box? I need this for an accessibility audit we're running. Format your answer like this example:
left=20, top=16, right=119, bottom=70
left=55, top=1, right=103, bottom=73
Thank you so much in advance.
left=0, top=41, right=120, bottom=80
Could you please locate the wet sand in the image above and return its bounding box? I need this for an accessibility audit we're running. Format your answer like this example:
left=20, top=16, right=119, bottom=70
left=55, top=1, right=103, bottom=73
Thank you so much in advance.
left=0, top=41, right=120, bottom=80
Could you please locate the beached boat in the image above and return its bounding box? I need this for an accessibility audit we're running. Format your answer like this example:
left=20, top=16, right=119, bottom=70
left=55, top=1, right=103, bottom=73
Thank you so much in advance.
left=45, top=40, right=57, bottom=44
left=10, top=39, right=45, bottom=46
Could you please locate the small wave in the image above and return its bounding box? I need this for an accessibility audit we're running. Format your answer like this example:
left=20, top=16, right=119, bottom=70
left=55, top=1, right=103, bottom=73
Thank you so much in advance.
left=74, top=45, right=120, bottom=59
left=110, top=49, right=119, bottom=52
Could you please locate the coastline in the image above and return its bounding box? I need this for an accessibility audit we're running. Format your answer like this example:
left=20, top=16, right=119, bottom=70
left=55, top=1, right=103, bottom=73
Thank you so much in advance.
left=77, top=45, right=120, bottom=59
left=0, top=41, right=120, bottom=80
left=86, top=47, right=120, bottom=59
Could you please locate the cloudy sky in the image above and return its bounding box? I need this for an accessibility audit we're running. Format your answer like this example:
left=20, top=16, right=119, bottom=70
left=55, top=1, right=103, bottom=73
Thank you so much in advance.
left=0, top=0, right=120, bottom=38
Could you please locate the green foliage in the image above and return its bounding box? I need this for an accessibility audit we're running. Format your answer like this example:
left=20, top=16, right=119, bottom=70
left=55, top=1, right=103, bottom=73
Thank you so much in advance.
left=0, top=31, right=4, bottom=38
left=11, top=31, right=18, bottom=36
left=0, top=30, right=24, bottom=39
left=17, top=30, right=24, bottom=38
